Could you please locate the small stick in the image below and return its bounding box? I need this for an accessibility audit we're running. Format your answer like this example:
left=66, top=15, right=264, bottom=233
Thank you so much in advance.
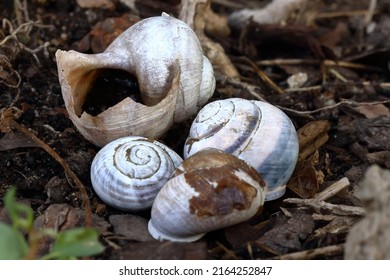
left=272, top=244, right=344, bottom=260
left=284, top=198, right=366, bottom=216
left=256, top=58, right=382, bottom=71
left=314, top=177, right=350, bottom=201
left=277, top=99, right=390, bottom=116
left=220, top=76, right=267, bottom=102
left=1, top=113, right=92, bottom=227
left=244, top=58, right=285, bottom=95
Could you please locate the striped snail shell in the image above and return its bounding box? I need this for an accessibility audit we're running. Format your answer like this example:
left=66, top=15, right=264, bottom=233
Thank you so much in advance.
left=90, top=136, right=182, bottom=211
left=183, top=98, right=299, bottom=201
left=148, top=148, right=266, bottom=242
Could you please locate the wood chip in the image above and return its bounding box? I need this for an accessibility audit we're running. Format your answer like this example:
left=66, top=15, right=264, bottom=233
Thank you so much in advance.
left=314, top=177, right=350, bottom=201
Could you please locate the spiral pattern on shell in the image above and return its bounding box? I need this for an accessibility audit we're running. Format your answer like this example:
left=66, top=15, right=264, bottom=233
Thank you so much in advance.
left=91, top=136, right=182, bottom=211
left=183, top=98, right=299, bottom=201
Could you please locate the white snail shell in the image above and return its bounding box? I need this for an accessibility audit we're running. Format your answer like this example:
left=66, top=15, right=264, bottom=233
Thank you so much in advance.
left=183, top=98, right=299, bottom=201
left=148, top=148, right=266, bottom=242
left=56, top=13, right=215, bottom=147
left=90, top=136, right=183, bottom=211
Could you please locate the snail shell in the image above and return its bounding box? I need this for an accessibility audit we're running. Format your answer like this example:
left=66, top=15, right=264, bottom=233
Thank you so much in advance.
left=183, top=98, right=299, bottom=201
left=148, top=148, right=266, bottom=242
left=90, top=136, right=183, bottom=211
left=56, top=13, right=215, bottom=147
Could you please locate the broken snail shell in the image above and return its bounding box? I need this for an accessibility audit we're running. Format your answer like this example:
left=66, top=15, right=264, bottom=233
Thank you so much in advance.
left=56, top=13, right=215, bottom=147
left=183, top=98, right=299, bottom=201
left=148, top=148, right=266, bottom=242
left=90, top=136, right=183, bottom=211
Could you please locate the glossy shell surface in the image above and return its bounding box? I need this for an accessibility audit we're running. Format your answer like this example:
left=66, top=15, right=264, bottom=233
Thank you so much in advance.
left=183, top=98, right=299, bottom=201
left=91, top=136, right=183, bottom=211
left=56, top=13, right=215, bottom=147
left=148, top=148, right=266, bottom=242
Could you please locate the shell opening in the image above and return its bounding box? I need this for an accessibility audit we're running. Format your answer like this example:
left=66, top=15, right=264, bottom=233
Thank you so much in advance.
left=80, top=68, right=142, bottom=116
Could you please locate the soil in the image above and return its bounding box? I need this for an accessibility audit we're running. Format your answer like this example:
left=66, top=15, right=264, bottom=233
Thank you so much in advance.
left=1, top=0, right=390, bottom=260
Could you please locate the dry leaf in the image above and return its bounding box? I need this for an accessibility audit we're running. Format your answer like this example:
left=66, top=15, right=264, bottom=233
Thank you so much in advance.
left=73, top=14, right=140, bottom=53
left=256, top=213, right=314, bottom=255
left=224, top=223, right=263, bottom=249
left=179, top=0, right=239, bottom=78
left=297, top=120, right=330, bottom=162
left=357, top=117, right=390, bottom=150
left=287, top=152, right=322, bottom=198
left=354, top=104, right=390, bottom=119
left=366, top=151, right=390, bottom=168
left=0, top=131, right=39, bottom=151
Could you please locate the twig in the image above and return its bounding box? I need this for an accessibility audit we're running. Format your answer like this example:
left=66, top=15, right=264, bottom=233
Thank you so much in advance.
left=256, top=58, right=383, bottom=72
left=277, top=99, right=390, bottom=116
left=285, top=85, right=322, bottom=93
left=215, top=241, right=239, bottom=260
left=271, top=244, right=344, bottom=260
left=284, top=197, right=366, bottom=216
left=328, top=68, right=348, bottom=83
left=0, top=109, right=92, bottom=227
left=364, top=0, right=377, bottom=25
left=314, top=177, right=350, bottom=201
left=219, top=76, right=267, bottom=101
left=244, top=57, right=285, bottom=94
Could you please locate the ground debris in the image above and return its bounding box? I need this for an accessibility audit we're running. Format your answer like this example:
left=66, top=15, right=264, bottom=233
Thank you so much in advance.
left=345, top=165, right=390, bottom=259
left=255, top=213, right=315, bottom=255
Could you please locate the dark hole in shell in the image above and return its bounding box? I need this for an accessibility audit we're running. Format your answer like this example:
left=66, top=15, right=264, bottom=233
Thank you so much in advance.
left=82, top=68, right=142, bottom=116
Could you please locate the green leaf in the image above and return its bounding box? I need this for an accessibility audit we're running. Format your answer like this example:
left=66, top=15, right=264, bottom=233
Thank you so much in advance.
left=4, top=187, right=34, bottom=232
left=0, top=222, right=29, bottom=260
left=44, top=228, right=104, bottom=259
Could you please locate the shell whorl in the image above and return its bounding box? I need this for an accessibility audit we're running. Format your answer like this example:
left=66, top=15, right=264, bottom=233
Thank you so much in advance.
left=184, top=98, right=299, bottom=201
left=55, top=13, right=215, bottom=147
left=91, top=136, right=182, bottom=211
left=104, top=13, right=215, bottom=122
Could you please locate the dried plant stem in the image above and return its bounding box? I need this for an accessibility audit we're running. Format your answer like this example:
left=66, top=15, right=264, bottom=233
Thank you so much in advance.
left=314, top=177, right=350, bottom=201
left=364, top=0, right=377, bottom=25
left=256, top=58, right=382, bottom=71
left=245, top=57, right=285, bottom=94
left=6, top=118, right=92, bottom=227
left=315, top=10, right=377, bottom=19
left=284, top=198, right=366, bottom=216
left=220, top=76, right=267, bottom=101
left=272, top=244, right=344, bottom=260
left=278, top=99, right=390, bottom=116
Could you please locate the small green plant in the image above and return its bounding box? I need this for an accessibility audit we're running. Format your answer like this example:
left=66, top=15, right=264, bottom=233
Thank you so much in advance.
left=0, top=187, right=104, bottom=260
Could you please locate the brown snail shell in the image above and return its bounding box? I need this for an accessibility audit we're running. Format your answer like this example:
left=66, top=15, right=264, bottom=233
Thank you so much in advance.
left=148, top=148, right=266, bottom=242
